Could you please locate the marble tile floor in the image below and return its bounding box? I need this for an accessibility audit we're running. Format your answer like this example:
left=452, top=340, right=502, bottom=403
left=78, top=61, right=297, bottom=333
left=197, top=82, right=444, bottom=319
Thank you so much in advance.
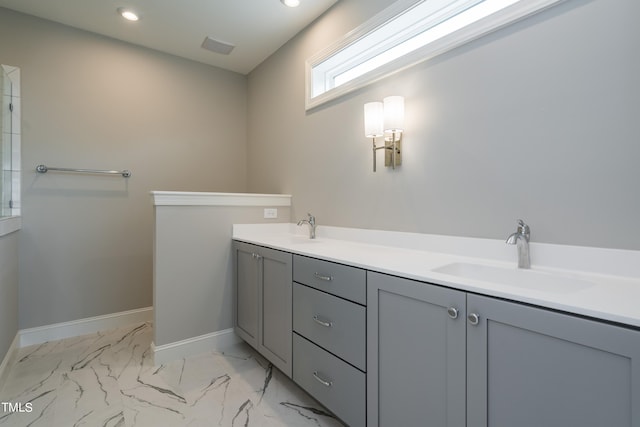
left=0, top=322, right=344, bottom=427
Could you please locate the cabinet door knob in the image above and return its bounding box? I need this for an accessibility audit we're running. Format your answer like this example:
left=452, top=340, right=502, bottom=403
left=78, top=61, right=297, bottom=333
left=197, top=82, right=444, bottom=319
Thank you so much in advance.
left=252, top=253, right=262, bottom=260
left=468, top=313, right=480, bottom=326
left=447, top=307, right=459, bottom=319
left=313, top=315, right=333, bottom=328
left=313, top=272, right=333, bottom=281
left=312, top=371, right=333, bottom=387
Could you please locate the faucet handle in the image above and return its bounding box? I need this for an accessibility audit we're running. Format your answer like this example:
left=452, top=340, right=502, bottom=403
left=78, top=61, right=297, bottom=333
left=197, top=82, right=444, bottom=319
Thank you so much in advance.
left=517, top=219, right=530, bottom=238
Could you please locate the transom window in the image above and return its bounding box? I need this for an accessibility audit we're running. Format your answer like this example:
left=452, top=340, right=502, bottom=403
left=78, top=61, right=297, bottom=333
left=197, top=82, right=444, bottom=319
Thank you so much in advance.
left=306, top=0, right=564, bottom=110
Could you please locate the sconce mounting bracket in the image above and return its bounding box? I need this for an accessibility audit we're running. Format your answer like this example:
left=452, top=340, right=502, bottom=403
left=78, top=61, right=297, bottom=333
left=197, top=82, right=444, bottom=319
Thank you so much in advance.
left=384, top=134, right=402, bottom=168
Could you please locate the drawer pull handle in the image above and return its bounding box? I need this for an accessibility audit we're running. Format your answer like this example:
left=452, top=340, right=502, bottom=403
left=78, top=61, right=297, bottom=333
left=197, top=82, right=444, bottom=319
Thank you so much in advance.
left=312, top=371, right=333, bottom=387
left=313, top=272, right=333, bottom=282
left=313, top=315, right=333, bottom=328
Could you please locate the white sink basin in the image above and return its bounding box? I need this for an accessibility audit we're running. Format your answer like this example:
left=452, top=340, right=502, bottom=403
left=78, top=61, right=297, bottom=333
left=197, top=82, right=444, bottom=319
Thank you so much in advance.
left=286, top=235, right=320, bottom=244
left=433, top=262, right=594, bottom=293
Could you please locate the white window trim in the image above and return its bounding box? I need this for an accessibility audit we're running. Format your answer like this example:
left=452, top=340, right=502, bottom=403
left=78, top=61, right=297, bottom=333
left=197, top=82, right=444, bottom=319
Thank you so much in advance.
left=305, top=0, right=566, bottom=111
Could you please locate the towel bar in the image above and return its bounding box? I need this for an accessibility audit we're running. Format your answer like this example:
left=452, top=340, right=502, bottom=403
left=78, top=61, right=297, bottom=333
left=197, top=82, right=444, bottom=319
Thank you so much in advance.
left=36, top=164, right=131, bottom=178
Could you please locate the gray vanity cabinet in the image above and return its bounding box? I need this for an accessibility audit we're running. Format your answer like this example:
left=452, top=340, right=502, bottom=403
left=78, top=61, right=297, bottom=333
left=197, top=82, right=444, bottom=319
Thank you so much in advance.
left=292, top=255, right=367, bottom=427
left=466, top=293, right=640, bottom=427
left=367, top=272, right=467, bottom=427
left=235, top=241, right=259, bottom=348
left=233, top=241, right=293, bottom=377
left=368, top=271, right=640, bottom=427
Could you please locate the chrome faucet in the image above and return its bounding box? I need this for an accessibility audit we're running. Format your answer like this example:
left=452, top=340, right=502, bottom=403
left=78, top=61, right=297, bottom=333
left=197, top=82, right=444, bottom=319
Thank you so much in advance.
left=297, top=213, right=317, bottom=239
left=506, top=219, right=530, bottom=269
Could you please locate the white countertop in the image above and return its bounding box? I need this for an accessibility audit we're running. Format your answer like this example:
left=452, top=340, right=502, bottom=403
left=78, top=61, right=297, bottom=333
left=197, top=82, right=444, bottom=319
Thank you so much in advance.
left=233, top=223, right=640, bottom=328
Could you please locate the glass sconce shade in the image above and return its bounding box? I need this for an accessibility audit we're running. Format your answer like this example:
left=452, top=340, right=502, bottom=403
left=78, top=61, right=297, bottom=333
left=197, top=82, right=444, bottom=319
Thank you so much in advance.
left=363, top=96, right=404, bottom=172
left=383, top=96, right=404, bottom=132
left=364, top=102, right=384, bottom=138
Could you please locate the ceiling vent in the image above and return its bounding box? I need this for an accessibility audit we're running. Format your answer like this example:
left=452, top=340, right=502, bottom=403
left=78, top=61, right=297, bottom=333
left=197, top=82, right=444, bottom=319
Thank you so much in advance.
left=201, top=37, right=235, bottom=55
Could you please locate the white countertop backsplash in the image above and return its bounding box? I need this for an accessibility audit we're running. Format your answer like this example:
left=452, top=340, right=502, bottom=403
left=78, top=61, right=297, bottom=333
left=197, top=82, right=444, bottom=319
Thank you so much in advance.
left=233, top=223, right=640, bottom=328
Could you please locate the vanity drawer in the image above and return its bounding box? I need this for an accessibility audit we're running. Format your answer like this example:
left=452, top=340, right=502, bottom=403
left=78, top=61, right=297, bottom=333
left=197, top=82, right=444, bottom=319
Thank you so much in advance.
left=293, top=255, right=366, bottom=304
left=293, top=283, right=366, bottom=371
left=293, top=333, right=365, bottom=427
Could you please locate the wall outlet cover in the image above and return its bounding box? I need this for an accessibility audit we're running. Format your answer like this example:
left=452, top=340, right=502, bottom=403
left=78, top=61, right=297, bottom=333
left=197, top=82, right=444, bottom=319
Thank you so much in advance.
left=264, top=208, right=278, bottom=219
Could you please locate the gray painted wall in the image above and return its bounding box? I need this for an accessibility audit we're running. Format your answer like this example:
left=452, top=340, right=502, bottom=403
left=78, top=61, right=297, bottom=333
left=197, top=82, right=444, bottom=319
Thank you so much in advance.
left=1, top=0, right=638, bottom=341
left=153, top=205, right=290, bottom=347
left=0, top=232, right=18, bottom=362
left=0, top=8, right=248, bottom=329
left=247, top=0, right=640, bottom=250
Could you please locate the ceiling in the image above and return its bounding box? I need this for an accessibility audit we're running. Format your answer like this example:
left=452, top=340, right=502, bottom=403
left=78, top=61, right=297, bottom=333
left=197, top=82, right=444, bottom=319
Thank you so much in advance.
left=0, top=0, right=338, bottom=75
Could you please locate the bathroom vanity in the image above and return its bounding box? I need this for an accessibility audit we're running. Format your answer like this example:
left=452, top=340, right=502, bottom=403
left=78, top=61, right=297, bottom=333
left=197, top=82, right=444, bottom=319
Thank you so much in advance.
left=368, top=272, right=638, bottom=427
left=233, top=224, right=640, bottom=427
left=292, top=255, right=367, bottom=427
left=234, top=241, right=292, bottom=376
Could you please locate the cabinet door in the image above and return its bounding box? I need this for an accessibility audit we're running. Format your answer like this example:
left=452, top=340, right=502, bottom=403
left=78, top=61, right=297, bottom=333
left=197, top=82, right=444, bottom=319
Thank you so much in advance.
left=259, top=246, right=293, bottom=377
left=467, top=294, right=640, bottom=427
left=367, top=272, right=466, bottom=427
left=234, top=241, right=259, bottom=349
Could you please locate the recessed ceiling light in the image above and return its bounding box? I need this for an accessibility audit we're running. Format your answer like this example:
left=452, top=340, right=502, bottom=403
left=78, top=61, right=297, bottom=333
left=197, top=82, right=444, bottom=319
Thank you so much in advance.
left=118, top=7, right=140, bottom=21
left=281, top=0, right=300, bottom=7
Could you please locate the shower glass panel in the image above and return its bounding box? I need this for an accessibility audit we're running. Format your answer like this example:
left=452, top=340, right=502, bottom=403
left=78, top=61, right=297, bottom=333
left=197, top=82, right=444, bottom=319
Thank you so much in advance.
left=1, top=64, right=20, bottom=219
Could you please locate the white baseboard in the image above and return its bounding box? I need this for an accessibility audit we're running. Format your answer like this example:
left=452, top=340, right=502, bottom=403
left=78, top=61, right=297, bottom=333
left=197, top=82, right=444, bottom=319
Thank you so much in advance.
left=152, top=328, right=241, bottom=366
left=19, top=306, right=154, bottom=348
left=0, top=333, right=19, bottom=393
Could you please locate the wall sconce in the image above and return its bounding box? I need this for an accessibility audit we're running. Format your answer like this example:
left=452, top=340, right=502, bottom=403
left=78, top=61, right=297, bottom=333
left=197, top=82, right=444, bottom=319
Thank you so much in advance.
left=364, top=96, right=404, bottom=172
